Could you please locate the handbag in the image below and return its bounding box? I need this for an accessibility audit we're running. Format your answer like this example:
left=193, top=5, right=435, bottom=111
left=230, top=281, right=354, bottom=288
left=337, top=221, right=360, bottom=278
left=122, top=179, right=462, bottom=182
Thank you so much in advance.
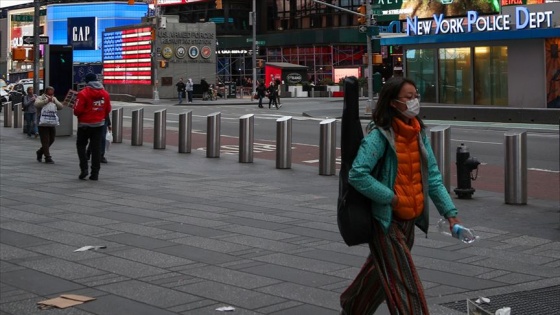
left=105, top=130, right=113, bottom=151
left=38, top=102, right=59, bottom=126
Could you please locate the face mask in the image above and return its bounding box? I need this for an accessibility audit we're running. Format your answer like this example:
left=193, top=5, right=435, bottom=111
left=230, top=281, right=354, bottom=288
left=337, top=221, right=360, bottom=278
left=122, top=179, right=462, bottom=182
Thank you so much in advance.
left=396, top=98, right=420, bottom=118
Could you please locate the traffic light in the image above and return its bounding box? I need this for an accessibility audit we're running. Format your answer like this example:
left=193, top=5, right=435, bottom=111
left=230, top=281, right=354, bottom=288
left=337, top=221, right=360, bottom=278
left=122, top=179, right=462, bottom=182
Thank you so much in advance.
left=357, top=5, right=366, bottom=25
left=216, top=0, right=222, bottom=9
left=159, top=60, right=168, bottom=68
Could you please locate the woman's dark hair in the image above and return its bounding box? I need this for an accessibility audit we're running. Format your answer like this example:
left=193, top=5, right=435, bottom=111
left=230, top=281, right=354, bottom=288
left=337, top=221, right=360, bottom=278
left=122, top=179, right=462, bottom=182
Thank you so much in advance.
left=372, top=76, right=424, bottom=129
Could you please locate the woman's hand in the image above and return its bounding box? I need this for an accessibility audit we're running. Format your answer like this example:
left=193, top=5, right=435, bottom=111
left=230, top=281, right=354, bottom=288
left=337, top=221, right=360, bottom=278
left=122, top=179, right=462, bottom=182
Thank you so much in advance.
left=447, top=217, right=460, bottom=230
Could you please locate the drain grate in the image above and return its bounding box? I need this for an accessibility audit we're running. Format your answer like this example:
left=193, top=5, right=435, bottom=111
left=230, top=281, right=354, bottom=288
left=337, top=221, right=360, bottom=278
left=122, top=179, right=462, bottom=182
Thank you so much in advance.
left=440, top=285, right=560, bottom=314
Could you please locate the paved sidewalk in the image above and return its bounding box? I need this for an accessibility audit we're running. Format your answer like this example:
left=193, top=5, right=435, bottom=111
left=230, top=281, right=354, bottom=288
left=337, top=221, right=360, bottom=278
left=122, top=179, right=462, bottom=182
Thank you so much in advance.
left=1, top=119, right=559, bottom=314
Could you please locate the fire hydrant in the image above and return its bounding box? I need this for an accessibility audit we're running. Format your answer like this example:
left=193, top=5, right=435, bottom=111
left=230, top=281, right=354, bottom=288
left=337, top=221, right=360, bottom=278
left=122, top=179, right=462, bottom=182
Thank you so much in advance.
left=454, top=143, right=480, bottom=199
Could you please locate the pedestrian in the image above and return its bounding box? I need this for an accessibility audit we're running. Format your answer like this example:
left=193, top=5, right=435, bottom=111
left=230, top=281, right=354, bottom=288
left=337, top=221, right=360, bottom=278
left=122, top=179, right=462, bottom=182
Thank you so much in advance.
left=340, top=77, right=462, bottom=315
left=34, top=86, right=64, bottom=164
left=176, top=78, right=186, bottom=104
left=23, top=86, right=38, bottom=138
left=275, top=78, right=282, bottom=108
left=256, top=81, right=266, bottom=108
left=186, top=78, right=194, bottom=103
left=73, top=73, right=112, bottom=181
left=267, top=81, right=278, bottom=109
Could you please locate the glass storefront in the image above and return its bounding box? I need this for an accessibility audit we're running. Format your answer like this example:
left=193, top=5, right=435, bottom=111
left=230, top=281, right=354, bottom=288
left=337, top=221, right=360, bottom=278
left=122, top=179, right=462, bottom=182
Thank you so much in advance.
left=406, top=46, right=508, bottom=105
left=474, top=46, right=508, bottom=105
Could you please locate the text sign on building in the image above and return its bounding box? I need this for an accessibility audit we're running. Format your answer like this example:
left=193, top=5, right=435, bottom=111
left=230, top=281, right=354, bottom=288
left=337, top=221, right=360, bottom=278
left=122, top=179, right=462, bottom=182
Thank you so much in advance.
left=406, top=6, right=554, bottom=36
left=23, top=36, right=49, bottom=45
left=68, top=17, right=96, bottom=50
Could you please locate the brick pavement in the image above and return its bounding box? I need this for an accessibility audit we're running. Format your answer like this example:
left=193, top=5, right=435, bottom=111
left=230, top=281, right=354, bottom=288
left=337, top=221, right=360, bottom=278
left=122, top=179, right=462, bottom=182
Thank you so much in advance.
left=1, top=110, right=559, bottom=314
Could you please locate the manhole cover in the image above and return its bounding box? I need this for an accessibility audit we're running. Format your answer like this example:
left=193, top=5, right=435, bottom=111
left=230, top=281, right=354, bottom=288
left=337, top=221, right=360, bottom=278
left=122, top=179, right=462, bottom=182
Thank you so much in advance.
left=440, top=285, right=560, bottom=314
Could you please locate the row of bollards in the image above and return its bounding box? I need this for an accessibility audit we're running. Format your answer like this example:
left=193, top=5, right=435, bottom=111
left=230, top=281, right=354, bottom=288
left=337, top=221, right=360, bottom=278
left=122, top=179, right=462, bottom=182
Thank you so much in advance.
left=1, top=102, right=529, bottom=205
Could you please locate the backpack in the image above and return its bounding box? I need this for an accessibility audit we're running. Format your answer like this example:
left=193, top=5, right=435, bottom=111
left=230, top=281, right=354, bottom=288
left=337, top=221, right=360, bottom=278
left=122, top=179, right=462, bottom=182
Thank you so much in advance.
left=337, top=77, right=375, bottom=246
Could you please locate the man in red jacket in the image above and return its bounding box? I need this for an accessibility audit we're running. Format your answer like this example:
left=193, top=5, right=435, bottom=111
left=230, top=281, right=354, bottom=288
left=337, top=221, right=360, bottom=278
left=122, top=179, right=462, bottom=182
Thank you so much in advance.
left=73, top=73, right=112, bottom=180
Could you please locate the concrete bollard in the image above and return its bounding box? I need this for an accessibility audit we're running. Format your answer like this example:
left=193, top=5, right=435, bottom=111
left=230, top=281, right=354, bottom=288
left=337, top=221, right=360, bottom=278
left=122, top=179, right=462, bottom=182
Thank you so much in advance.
left=131, top=108, right=144, bottom=146
left=276, top=116, right=292, bottom=169
left=206, top=112, right=221, bottom=158
left=3, top=102, right=13, bottom=127
left=154, top=109, right=166, bottom=149
left=178, top=111, right=192, bottom=153
left=12, top=103, right=23, bottom=129
left=111, top=107, right=123, bottom=143
left=319, top=118, right=337, bottom=175
left=430, top=125, right=451, bottom=192
left=504, top=130, right=527, bottom=205
left=239, top=114, right=254, bottom=163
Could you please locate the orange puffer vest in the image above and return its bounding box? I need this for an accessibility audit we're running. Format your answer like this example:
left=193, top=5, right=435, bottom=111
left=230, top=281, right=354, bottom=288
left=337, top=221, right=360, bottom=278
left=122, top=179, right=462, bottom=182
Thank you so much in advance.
left=392, top=117, right=424, bottom=220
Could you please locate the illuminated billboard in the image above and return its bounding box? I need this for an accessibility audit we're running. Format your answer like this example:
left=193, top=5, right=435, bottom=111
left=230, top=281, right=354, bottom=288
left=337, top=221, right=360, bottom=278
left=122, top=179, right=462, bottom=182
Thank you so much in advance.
left=102, top=27, right=152, bottom=85
left=371, top=0, right=500, bottom=21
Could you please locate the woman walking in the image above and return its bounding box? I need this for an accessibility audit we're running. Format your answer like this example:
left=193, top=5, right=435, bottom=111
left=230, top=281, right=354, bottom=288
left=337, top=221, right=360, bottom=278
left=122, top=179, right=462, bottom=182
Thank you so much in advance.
left=23, top=86, right=38, bottom=138
left=34, top=86, right=64, bottom=164
left=340, top=77, right=461, bottom=315
left=267, top=81, right=278, bottom=109
left=256, top=81, right=266, bottom=108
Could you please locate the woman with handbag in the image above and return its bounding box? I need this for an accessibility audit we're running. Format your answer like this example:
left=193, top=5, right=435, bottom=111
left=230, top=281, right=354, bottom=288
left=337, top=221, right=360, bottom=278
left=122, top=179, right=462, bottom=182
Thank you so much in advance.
left=340, top=77, right=462, bottom=315
left=34, top=86, right=64, bottom=164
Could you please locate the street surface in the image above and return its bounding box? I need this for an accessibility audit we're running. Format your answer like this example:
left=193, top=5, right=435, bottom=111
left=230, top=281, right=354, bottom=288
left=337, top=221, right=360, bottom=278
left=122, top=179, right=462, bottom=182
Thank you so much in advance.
left=0, top=96, right=558, bottom=314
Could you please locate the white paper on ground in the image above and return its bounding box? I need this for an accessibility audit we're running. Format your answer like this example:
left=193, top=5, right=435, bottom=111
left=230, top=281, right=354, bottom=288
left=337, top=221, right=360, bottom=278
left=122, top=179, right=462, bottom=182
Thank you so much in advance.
left=495, top=307, right=511, bottom=315
left=74, top=245, right=106, bottom=252
left=215, top=306, right=235, bottom=312
left=475, top=297, right=490, bottom=304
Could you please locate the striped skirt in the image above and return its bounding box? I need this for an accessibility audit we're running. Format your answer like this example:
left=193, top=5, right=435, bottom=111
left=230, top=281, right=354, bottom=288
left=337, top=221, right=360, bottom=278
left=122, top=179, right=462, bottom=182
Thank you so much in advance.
left=340, top=219, right=429, bottom=315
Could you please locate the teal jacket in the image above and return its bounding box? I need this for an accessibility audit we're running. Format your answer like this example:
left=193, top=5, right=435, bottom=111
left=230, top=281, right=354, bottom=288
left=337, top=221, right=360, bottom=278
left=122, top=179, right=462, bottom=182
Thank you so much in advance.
left=348, top=122, right=458, bottom=235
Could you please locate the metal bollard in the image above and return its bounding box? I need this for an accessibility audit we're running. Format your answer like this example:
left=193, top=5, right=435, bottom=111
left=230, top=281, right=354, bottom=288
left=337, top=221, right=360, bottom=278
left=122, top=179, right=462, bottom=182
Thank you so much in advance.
left=319, top=118, right=337, bottom=175
left=3, top=102, right=13, bottom=127
left=154, top=109, right=166, bottom=149
left=111, top=107, right=123, bottom=143
left=206, top=112, right=221, bottom=158
left=504, top=130, right=527, bottom=205
left=13, top=103, right=23, bottom=129
left=178, top=111, right=192, bottom=153
left=131, top=108, right=143, bottom=146
left=430, top=125, right=451, bottom=192
left=276, top=116, right=292, bottom=169
left=239, top=114, right=254, bottom=163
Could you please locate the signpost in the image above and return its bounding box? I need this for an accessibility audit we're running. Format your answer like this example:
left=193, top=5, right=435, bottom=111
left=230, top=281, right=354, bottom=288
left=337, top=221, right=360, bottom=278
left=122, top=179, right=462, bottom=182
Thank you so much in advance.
left=246, top=38, right=265, bottom=45
left=23, top=36, right=49, bottom=45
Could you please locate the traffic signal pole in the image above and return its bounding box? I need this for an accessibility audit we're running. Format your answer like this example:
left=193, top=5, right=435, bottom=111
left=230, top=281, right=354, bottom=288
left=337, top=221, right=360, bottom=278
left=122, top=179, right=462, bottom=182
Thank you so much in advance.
left=33, top=0, right=40, bottom=94
left=252, top=0, right=256, bottom=99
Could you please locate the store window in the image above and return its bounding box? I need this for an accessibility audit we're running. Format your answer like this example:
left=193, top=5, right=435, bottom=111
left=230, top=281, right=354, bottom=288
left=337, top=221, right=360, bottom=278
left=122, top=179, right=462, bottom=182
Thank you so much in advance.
left=405, top=48, right=436, bottom=103
left=474, top=46, right=508, bottom=105
left=439, top=47, right=472, bottom=104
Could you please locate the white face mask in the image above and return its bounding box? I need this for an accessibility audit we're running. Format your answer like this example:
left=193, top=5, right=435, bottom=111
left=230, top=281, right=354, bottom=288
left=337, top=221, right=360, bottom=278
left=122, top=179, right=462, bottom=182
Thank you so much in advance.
left=396, top=98, right=420, bottom=118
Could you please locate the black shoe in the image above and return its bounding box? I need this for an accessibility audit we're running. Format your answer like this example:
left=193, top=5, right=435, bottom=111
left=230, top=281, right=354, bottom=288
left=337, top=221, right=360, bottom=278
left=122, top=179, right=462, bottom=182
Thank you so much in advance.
left=79, top=170, right=88, bottom=180
left=100, top=156, right=107, bottom=163
left=89, top=174, right=98, bottom=181
left=45, top=157, right=54, bottom=164
left=36, top=150, right=42, bottom=162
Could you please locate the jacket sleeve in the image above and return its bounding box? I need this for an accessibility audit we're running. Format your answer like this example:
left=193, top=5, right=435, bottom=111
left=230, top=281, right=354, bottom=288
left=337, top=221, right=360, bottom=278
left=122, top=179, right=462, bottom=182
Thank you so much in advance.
left=34, top=95, right=49, bottom=108
left=104, top=92, right=112, bottom=117
left=53, top=97, right=64, bottom=110
left=423, top=135, right=458, bottom=218
left=23, top=96, right=33, bottom=109
left=348, top=130, right=395, bottom=205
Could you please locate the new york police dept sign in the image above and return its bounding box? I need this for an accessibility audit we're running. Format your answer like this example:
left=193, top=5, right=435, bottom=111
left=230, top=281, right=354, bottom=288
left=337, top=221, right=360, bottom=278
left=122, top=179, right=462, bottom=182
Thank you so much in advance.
left=406, top=6, right=554, bottom=36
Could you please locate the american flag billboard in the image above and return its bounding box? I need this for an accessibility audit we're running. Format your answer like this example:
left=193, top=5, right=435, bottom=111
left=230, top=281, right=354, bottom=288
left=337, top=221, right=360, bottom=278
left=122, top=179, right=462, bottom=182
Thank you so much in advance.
left=102, top=27, right=152, bottom=85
